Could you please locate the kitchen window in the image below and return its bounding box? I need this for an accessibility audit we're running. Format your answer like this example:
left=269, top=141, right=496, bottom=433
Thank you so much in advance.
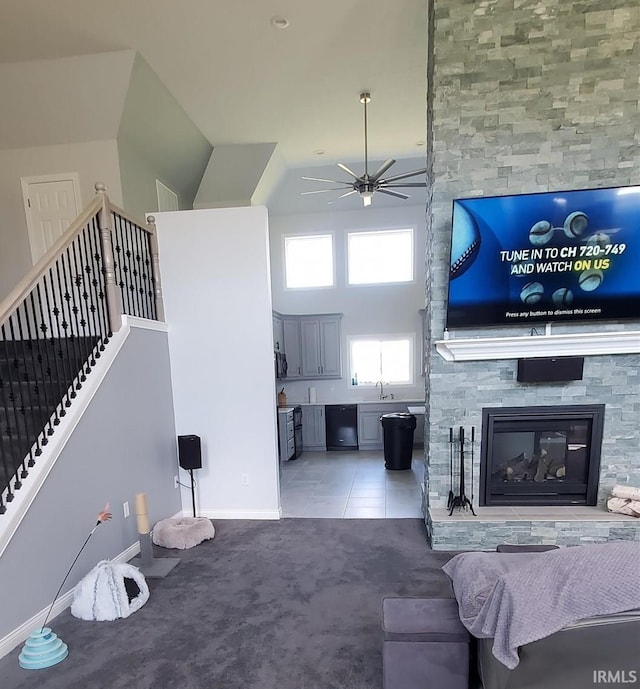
left=284, top=233, right=334, bottom=289
left=349, top=336, right=414, bottom=385
left=347, top=228, right=414, bottom=285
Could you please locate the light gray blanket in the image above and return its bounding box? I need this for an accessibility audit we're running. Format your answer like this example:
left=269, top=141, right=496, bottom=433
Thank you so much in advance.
left=443, top=541, right=640, bottom=669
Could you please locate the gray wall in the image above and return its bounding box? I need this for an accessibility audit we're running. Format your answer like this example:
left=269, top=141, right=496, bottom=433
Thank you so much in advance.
left=424, top=0, right=640, bottom=508
left=0, top=51, right=212, bottom=301
left=0, top=326, right=180, bottom=639
left=118, top=54, right=212, bottom=217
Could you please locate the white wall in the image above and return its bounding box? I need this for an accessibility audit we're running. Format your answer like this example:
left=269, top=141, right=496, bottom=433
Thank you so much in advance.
left=155, top=206, right=280, bottom=518
left=269, top=203, right=427, bottom=405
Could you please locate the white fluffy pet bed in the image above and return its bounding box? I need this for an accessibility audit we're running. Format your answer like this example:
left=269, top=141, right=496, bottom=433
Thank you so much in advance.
left=152, top=517, right=215, bottom=550
left=71, top=560, right=149, bottom=621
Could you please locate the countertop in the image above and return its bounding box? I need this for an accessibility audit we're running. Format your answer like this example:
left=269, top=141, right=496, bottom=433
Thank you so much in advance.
left=294, top=399, right=424, bottom=407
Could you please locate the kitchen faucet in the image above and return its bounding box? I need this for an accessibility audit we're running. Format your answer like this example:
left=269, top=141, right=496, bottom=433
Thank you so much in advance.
left=376, top=381, right=394, bottom=400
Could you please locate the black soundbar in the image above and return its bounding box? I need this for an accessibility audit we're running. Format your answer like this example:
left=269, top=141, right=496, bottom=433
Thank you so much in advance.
left=517, top=357, right=584, bottom=383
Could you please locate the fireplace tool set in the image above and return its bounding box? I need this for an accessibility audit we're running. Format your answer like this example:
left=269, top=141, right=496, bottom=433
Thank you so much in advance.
left=447, top=426, right=476, bottom=516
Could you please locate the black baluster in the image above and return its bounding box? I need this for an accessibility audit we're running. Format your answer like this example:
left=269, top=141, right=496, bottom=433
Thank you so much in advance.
left=59, top=249, right=84, bottom=392
left=0, top=328, right=15, bottom=500
left=89, top=216, right=111, bottom=343
left=113, top=214, right=128, bottom=315
left=34, top=284, right=57, bottom=435
left=6, top=314, right=28, bottom=488
left=53, top=257, right=77, bottom=404
left=26, top=292, right=46, bottom=454
left=134, top=225, right=149, bottom=318
left=80, top=225, right=101, bottom=357
left=40, top=271, right=64, bottom=425
left=143, top=232, right=155, bottom=319
left=13, top=302, right=39, bottom=466
left=131, top=221, right=142, bottom=317
left=122, top=217, right=134, bottom=315
left=71, top=236, right=93, bottom=373
left=66, top=244, right=89, bottom=382
left=45, top=267, right=71, bottom=414
left=0, top=324, right=17, bottom=502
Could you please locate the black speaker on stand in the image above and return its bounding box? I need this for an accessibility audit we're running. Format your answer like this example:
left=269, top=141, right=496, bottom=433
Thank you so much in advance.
left=178, top=435, right=202, bottom=517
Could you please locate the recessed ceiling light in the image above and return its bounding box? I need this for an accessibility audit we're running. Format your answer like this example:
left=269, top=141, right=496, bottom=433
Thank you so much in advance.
left=270, top=16, right=290, bottom=29
left=314, top=150, right=325, bottom=156
left=416, top=140, right=425, bottom=147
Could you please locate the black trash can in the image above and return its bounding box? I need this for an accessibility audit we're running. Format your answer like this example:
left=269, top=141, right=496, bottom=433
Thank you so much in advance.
left=380, top=413, right=417, bottom=470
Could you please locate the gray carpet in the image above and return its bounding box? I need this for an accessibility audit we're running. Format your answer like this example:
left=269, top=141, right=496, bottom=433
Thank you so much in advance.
left=0, top=519, right=457, bottom=689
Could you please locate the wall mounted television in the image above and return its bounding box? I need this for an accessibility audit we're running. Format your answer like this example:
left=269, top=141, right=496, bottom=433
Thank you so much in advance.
left=445, top=185, right=640, bottom=329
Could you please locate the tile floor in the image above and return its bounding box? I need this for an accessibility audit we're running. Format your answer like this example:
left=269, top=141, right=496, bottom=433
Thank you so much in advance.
left=280, top=448, right=425, bottom=518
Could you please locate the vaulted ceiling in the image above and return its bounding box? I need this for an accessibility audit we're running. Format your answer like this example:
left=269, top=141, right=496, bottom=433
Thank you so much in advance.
left=0, top=0, right=429, bottom=210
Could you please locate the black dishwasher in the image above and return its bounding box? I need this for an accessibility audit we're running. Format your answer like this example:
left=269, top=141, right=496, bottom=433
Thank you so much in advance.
left=325, top=405, right=358, bottom=450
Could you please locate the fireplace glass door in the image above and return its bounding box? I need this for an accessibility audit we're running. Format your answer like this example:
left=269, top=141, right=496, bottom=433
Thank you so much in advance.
left=480, top=405, right=604, bottom=506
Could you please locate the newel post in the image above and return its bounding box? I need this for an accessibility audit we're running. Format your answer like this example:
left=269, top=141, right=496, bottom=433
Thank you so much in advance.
left=145, top=215, right=165, bottom=322
left=95, top=183, right=123, bottom=333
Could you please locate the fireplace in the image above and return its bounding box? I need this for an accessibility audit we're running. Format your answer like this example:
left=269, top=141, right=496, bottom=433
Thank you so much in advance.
left=480, top=405, right=605, bottom=507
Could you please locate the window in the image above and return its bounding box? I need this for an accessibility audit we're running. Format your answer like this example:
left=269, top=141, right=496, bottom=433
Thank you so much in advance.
left=349, top=336, right=414, bottom=385
left=347, top=228, right=414, bottom=285
left=284, top=234, right=334, bottom=288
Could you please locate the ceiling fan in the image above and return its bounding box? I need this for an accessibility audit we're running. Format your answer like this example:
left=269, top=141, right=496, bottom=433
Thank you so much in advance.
left=302, top=92, right=427, bottom=207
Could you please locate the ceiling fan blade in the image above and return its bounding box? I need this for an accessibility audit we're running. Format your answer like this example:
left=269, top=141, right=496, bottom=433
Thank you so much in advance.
left=338, top=190, right=358, bottom=198
left=301, top=188, right=349, bottom=195
left=370, top=159, right=396, bottom=182
left=381, top=182, right=427, bottom=188
left=377, top=188, right=410, bottom=200
left=302, top=176, right=350, bottom=185
left=337, top=163, right=362, bottom=180
left=380, top=167, right=428, bottom=184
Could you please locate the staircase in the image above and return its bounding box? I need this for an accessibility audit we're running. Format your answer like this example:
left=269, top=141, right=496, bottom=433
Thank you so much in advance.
left=0, top=183, right=164, bottom=518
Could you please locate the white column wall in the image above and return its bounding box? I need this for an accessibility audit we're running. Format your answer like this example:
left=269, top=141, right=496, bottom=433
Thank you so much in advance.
left=155, top=207, right=280, bottom=518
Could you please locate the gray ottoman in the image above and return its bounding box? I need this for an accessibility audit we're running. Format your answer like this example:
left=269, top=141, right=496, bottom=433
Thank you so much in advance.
left=382, top=597, right=469, bottom=689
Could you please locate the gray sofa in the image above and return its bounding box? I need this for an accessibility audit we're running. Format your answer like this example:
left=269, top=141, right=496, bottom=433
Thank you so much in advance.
left=442, top=541, right=640, bottom=689
left=475, top=609, right=640, bottom=689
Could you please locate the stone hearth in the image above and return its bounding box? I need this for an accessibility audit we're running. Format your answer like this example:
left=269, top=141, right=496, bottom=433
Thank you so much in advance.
left=425, top=502, right=639, bottom=551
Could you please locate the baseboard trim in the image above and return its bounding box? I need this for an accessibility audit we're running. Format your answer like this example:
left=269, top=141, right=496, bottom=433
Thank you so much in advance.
left=193, top=509, right=281, bottom=520
left=0, top=540, right=140, bottom=661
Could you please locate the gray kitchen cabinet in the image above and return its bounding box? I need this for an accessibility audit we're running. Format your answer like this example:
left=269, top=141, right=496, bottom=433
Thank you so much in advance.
left=283, top=317, right=303, bottom=378
left=302, top=405, right=326, bottom=450
left=278, top=408, right=295, bottom=461
left=300, top=315, right=342, bottom=378
left=283, top=314, right=342, bottom=380
left=358, top=409, right=385, bottom=447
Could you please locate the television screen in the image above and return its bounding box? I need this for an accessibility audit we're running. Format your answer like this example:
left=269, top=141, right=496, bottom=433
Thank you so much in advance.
left=446, top=185, right=640, bottom=328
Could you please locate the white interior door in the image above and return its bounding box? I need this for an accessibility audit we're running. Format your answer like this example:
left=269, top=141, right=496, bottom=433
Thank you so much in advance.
left=21, top=174, right=82, bottom=264
left=156, top=179, right=179, bottom=212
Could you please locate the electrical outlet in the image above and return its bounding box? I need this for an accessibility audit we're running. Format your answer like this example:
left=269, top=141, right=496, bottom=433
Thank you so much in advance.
left=241, top=474, right=249, bottom=486
left=174, top=475, right=179, bottom=489
left=123, top=501, right=130, bottom=518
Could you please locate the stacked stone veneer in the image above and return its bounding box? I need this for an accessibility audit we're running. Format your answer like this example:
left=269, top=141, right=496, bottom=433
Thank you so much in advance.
left=423, top=0, right=640, bottom=549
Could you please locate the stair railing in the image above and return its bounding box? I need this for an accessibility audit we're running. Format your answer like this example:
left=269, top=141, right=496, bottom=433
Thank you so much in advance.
left=0, top=183, right=164, bottom=514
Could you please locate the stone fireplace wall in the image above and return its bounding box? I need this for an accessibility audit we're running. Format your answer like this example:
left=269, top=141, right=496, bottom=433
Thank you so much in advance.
left=424, top=1, right=640, bottom=528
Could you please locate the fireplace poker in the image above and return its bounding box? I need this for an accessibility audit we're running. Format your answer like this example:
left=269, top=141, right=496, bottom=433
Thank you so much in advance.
left=471, top=426, right=475, bottom=502
left=447, top=427, right=454, bottom=509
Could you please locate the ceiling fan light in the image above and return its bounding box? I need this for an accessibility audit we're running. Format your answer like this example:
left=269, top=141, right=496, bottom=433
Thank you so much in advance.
left=361, top=191, right=373, bottom=207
